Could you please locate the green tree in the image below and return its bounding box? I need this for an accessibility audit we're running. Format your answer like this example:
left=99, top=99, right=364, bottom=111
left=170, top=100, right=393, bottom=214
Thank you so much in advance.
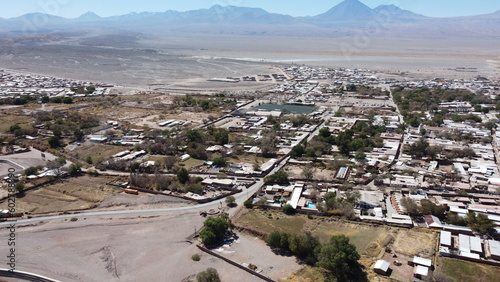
left=282, top=203, right=295, bottom=215
left=467, top=212, right=496, bottom=236
left=420, top=199, right=446, bottom=220
left=447, top=213, right=467, bottom=226
left=177, top=168, right=190, bottom=184
left=14, top=182, right=25, bottom=196
left=74, top=129, right=84, bottom=141
left=9, top=124, right=21, bottom=133
left=196, top=268, right=220, bottom=282
left=265, top=231, right=290, bottom=251
left=48, top=136, right=61, bottom=148
left=51, top=97, right=62, bottom=103
left=408, top=138, right=430, bottom=159
left=264, top=169, right=289, bottom=185
left=187, top=183, right=203, bottom=194
left=199, top=217, right=232, bottom=246
left=212, top=157, right=227, bottom=168
left=186, top=129, right=204, bottom=142
left=47, top=157, right=67, bottom=178
left=289, top=232, right=321, bottom=265
left=86, top=86, right=96, bottom=94
left=401, top=197, right=420, bottom=217
left=290, top=144, right=305, bottom=158
left=68, top=163, right=82, bottom=176
left=244, top=199, right=253, bottom=209
left=317, top=235, right=362, bottom=282
left=225, top=195, right=236, bottom=207
left=354, top=150, right=366, bottom=161
left=24, top=166, right=39, bottom=176
left=213, top=128, right=229, bottom=145
left=85, top=156, right=93, bottom=164
left=319, top=127, right=332, bottom=138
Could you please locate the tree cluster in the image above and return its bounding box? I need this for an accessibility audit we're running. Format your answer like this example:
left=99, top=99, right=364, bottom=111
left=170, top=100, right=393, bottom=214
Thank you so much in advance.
left=392, top=87, right=492, bottom=127
left=319, top=191, right=358, bottom=219
left=311, top=123, right=385, bottom=157
left=172, top=95, right=235, bottom=112
left=8, top=124, right=35, bottom=137
left=199, top=214, right=233, bottom=246
left=466, top=212, right=496, bottom=236
left=265, top=232, right=364, bottom=281
left=264, top=170, right=290, bottom=185
left=0, top=95, right=37, bottom=105
left=129, top=173, right=175, bottom=191
left=196, top=268, right=220, bottom=282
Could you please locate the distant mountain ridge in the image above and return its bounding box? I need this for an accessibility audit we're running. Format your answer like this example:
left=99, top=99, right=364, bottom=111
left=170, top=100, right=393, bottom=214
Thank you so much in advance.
left=0, top=0, right=498, bottom=39
left=313, top=0, right=375, bottom=22
left=3, top=0, right=497, bottom=22
left=77, top=11, right=101, bottom=21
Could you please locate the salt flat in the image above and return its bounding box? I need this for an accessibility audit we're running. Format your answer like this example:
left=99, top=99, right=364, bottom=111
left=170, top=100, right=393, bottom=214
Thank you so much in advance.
left=0, top=35, right=497, bottom=93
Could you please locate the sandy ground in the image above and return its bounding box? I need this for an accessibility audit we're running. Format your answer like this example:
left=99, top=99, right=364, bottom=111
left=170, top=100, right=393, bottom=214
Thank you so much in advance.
left=95, top=193, right=193, bottom=212
left=0, top=148, right=58, bottom=177
left=391, top=230, right=437, bottom=258
left=0, top=176, right=117, bottom=214
left=0, top=37, right=497, bottom=93
left=0, top=212, right=301, bottom=282
left=286, top=165, right=337, bottom=181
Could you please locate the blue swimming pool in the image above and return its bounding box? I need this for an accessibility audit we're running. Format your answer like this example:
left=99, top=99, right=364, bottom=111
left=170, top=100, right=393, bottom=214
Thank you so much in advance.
left=306, top=203, right=316, bottom=209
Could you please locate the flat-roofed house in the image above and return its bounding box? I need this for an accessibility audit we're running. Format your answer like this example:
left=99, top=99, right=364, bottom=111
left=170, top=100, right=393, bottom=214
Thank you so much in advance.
left=470, top=236, right=483, bottom=255
left=459, top=234, right=471, bottom=253
left=440, top=231, right=452, bottom=247
left=488, top=240, right=500, bottom=260
left=408, top=256, right=432, bottom=268
left=414, top=265, right=429, bottom=279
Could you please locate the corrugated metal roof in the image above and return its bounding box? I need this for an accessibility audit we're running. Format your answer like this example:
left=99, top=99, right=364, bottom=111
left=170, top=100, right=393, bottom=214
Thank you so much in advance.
left=488, top=240, right=500, bottom=256
left=440, top=231, right=452, bottom=247
left=459, top=234, right=471, bottom=253
left=413, top=256, right=432, bottom=267
left=469, top=236, right=482, bottom=253
left=414, top=265, right=429, bottom=276
left=374, top=260, right=390, bottom=272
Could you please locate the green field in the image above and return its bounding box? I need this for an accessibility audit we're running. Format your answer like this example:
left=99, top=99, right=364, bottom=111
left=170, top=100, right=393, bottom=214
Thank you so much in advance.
left=439, top=257, right=500, bottom=282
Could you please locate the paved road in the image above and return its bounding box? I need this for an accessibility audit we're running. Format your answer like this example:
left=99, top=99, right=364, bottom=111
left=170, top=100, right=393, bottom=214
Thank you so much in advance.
left=382, top=84, right=406, bottom=161
left=0, top=156, right=290, bottom=227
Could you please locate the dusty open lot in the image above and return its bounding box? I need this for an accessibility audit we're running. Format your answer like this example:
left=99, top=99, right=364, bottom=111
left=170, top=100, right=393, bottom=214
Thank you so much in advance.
left=391, top=229, right=438, bottom=258
left=95, top=192, right=193, bottom=212
left=0, top=176, right=119, bottom=214
left=285, top=165, right=337, bottom=181
left=0, top=213, right=301, bottom=282
left=0, top=148, right=58, bottom=177
left=70, top=144, right=132, bottom=164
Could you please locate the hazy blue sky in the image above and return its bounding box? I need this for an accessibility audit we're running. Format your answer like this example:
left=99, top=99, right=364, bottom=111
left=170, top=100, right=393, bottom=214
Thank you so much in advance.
left=1, top=0, right=499, bottom=19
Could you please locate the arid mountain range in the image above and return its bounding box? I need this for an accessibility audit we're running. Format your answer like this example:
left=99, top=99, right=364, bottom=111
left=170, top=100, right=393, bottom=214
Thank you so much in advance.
left=0, top=0, right=498, bottom=39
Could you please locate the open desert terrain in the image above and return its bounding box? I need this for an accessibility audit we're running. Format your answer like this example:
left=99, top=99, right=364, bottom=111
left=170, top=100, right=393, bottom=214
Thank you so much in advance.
left=0, top=212, right=301, bottom=282
left=0, top=35, right=497, bottom=95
